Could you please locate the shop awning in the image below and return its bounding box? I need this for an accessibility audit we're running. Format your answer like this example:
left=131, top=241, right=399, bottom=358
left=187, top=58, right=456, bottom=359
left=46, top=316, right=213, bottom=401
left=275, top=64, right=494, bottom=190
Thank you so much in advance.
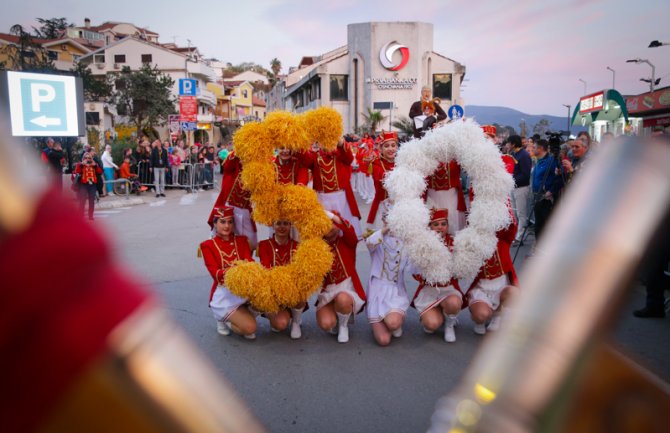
left=572, top=89, right=629, bottom=126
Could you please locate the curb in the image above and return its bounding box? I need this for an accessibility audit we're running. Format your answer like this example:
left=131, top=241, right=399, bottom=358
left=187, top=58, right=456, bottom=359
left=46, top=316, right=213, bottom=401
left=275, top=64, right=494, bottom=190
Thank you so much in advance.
left=97, top=196, right=145, bottom=209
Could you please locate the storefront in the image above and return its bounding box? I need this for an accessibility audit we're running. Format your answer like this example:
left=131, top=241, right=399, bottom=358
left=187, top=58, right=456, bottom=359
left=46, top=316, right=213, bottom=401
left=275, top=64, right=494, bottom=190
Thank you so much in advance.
left=625, top=86, right=670, bottom=136
left=571, top=89, right=629, bottom=141
left=273, top=22, right=466, bottom=133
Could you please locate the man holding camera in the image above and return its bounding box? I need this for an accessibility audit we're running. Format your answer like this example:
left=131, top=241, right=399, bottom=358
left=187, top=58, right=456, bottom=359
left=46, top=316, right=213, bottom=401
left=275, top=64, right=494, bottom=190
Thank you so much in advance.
left=531, top=139, right=562, bottom=243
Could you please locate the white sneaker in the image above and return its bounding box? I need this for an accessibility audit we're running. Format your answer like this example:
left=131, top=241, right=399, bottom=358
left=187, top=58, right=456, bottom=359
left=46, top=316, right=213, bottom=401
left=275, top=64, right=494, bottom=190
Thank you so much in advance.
left=423, top=326, right=435, bottom=334
left=487, top=314, right=502, bottom=332
left=444, top=315, right=457, bottom=343
left=391, top=327, right=403, bottom=338
left=290, top=321, right=302, bottom=339
left=216, top=321, right=230, bottom=336
left=474, top=323, right=487, bottom=335
left=244, top=333, right=256, bottom=340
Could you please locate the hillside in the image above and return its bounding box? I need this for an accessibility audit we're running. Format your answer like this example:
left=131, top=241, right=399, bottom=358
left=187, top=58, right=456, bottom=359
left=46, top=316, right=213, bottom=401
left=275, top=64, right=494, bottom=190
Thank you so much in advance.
left=465, top=105, right=580, bottom=135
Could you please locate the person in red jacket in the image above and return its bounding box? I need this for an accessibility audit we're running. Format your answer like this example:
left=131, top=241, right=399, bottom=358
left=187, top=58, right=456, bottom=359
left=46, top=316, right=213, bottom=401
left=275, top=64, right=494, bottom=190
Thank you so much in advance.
left=256, top=219, right=306, bottom=339
left=367, top=131, right=397, bottom=229
left=73, top=152, right=103, bottom=220
left=208, top=152, right=257, bottom=250
left=300, top=140, right=362, bottom=237
left=316, top=211, right=366, bottom=343
left=426, top=160, right=466, bottom=235
left=411, top=209, right=464, bottom=343
left=200, top=206, right=257, bottom=339
left=466, top=203, right=519, bottom=335
left=274, top=147, right=309, bottom=186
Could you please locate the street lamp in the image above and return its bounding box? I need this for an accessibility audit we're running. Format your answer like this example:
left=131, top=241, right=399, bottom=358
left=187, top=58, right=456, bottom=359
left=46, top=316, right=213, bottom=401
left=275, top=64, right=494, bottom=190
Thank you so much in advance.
left=648, top=40, right=669, bottom=48
left=578, top=78, right=587, bottom=95
left=606, top=66, right=616, bottom=89
left=626, top=58, right=656, bottom=92
left=562, top=104, right=571, bottom=134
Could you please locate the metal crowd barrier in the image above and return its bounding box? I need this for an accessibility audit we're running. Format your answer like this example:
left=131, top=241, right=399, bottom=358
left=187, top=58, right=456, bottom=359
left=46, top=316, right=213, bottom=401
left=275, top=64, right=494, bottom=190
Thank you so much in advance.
left=135, top=161, right=219, bottom=193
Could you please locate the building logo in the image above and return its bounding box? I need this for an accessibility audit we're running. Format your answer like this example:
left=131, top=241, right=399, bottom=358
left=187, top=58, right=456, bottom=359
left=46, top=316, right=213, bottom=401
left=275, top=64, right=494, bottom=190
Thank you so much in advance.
left=379, top=41, right=410, bottom=71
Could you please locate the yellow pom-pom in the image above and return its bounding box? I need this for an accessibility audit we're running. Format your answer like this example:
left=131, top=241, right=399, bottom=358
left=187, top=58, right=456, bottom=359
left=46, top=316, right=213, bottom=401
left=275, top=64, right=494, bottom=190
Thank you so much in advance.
left=301, top=107, right=343, bottom=151
left=241, top=162, right=275, bottom=192
left=233, top=122, right=273, bottom=162
left=263, top=111, right=310, bottom=152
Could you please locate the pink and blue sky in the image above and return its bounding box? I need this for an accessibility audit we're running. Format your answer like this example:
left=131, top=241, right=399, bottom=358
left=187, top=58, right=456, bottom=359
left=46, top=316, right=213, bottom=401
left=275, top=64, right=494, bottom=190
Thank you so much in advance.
left=3, top=0, right=669, bottom=116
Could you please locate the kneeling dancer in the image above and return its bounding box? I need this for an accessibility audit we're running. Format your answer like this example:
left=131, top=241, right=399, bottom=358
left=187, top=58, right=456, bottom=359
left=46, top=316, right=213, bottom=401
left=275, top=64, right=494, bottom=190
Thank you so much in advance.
left=316, top=211, right=366, bottom=343
left=200, top=206, right=257, bottom=339
left=411, top=209, right=463, bottom=343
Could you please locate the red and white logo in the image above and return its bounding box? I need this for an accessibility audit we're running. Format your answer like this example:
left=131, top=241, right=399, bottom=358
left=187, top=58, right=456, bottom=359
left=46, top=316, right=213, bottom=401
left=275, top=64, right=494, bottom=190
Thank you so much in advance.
left=379, top=41, right=410, bottom=71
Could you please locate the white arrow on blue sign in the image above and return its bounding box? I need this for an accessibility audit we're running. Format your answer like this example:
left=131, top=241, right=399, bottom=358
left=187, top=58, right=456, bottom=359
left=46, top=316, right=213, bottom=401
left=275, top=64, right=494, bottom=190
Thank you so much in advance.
left=447, top=104, right=464, bottom=120
left=2, top=71, right=84, bottom=137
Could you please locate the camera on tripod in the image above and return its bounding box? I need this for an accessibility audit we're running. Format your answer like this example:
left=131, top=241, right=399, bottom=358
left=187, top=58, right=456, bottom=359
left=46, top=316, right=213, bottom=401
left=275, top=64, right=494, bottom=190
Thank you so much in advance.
left=545, top=130, right=569, bottom=157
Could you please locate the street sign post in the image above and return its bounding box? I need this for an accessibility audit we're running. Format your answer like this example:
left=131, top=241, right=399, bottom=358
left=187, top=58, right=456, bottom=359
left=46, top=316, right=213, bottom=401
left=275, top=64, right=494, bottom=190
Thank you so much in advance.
left=180, top=121, right=197, bottom=131
left=447, top=104, right=464, bottom=120
left=179, top=96, right=198, bottom=122
left=0, top=71, right=85, bottom=137
left=179, top=78, right=197, bottom=96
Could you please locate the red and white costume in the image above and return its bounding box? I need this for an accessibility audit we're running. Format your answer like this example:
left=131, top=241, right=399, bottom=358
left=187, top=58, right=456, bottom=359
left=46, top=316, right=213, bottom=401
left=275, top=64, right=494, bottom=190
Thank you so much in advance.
left=300, top=146, right=362, bottom=237
left=274, top=155, right=308, bottom=186
left=200, top=227, right=254, bottom=322
left=257, top=236, right=298, bottom=268
left=466, top=205, right=518, bottom=310
left=316, top=214, right=367, bottom=314
left=209, top=152, right=257, bottom=249
left=425, top=161, right=467, bottom=234
left=367, top=154, right=395, bottom=228
left=365, top=229, right=410, bottom=323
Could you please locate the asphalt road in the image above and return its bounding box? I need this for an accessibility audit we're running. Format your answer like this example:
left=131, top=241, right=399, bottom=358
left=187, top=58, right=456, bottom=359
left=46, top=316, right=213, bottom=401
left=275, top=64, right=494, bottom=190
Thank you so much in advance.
left=93, top=177, right=670, bottom=433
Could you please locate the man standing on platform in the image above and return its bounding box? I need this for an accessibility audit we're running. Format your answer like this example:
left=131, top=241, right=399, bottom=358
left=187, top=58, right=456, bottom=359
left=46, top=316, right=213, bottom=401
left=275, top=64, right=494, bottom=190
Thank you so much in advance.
left=409, top=86, right=446, bottom=138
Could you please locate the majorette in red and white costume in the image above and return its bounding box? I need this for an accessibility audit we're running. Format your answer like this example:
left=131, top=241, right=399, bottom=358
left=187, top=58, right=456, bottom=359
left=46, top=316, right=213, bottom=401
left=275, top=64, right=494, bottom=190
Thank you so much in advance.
left=209, top=152, right=257, bottom=250
left=365, top=216, right=411, bottom=346
left=200, top=206, right=256, bottom=338
left=315, top=211, right=367, bottom=343
left=274, top=148, right=309, bottom=186
left=367, top=131, right=397, bottom=229
left=425, top=160, right=467, bottom=235
left=257, top=220, right=306, bottom=339
left=411, top=208, right=464, bottom=342
left=299, top=141, right=362, bottom=237
left=357, top=135, right=376, bottom=203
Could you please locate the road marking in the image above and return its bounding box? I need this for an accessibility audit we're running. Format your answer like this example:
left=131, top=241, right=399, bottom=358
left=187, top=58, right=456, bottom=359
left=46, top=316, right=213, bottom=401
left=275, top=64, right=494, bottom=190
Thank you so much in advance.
left=94, top=210, right=122, bottom=214
left=149, top=200, right=166, bottom=207
left=180, top=194, right=197, bottom=206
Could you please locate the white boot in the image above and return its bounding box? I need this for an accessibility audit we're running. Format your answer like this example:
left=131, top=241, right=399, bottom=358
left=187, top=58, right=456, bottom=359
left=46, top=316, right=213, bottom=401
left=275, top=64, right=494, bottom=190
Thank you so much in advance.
left=473, top=323, right=487, bottom=335
left=391, top=327, right=403, bottom=338
left=290, top=308, right=303, bottom=340
left=244, top=332, right=256, bottom=340
left=216, top=321, right=230, bottom=336
left=487, top=312, right=502, bottom=332
left=444, top=314, right=457, bottom=343
left=336, top=312, right=351, bottom=343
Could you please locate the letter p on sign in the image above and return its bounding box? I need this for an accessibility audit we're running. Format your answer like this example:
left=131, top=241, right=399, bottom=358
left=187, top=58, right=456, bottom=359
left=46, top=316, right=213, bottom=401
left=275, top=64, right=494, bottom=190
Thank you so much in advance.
left=30, top=83, right=56, bottom=112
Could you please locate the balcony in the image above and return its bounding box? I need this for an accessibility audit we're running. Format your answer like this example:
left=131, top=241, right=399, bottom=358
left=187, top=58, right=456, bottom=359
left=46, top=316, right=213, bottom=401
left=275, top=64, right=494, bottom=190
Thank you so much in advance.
left=186, top=61, right=217, bottom=83
left=197, top=88, right=217, bottom=107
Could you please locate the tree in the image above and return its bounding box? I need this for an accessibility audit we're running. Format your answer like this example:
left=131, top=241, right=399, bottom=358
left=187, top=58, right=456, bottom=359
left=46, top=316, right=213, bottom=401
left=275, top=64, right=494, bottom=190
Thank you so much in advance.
left=269, top=57, right=281, bottom=84
left=532, top=118, right=551, bottom=136
left=6, top=24, right=53, bottom=71
left=33, top=17, right=72, bottom=39
left=362, top=108, right=387, bottom=133
left=519, top=119, right=528, bottom=138
left=392, top=116, right=415, bottom=137
left=112, top=65, right=176, bottom=138
left=72, top=61, right=113, bottom=101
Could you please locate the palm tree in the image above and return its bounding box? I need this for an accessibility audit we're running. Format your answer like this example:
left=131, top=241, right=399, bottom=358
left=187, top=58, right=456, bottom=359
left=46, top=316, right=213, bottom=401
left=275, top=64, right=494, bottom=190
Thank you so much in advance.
left=392, top=116, right=415, bottom=138
left=270, top=58, right=281, bottom=77
left=362, top=108, right=387, bottom=133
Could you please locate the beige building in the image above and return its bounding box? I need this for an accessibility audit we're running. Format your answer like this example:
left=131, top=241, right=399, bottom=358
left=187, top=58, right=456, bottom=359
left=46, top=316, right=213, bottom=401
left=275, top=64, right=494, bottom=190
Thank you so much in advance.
left=272, top=22, right=466, bottom=133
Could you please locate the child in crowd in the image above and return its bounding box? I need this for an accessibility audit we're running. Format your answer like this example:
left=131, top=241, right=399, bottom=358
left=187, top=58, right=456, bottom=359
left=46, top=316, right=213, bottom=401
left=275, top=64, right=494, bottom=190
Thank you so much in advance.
left=170, top=149, right=182, bottom=186
left=411, top=209, right=463, bottom=343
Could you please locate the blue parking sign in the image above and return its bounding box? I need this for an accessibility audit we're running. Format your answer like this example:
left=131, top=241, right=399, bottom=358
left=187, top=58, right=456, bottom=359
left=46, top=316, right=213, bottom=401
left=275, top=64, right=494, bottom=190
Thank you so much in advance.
left=1, top=71, right=84, bottom=137
left=179, top=78, right=197, bottom=96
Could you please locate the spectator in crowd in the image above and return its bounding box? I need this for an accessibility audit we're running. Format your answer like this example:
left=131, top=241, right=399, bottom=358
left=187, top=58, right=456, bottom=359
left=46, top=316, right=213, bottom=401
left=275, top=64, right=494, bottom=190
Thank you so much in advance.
left=531, top=139, right=562, bottom=243
left=73, top=152, right=103, bottom=220
left=80, top=143, right=92, bottom=160
left=101, top=145, right=118, bottom=196
left=509, top=135, right=531, bottom=245
left=88, top=147, right=105, bottom=197
left=40, top=137, right=54, bottom=165
left=562, top=132, right=591, bottom=187
left=151, top=139, right=168, bottom=197
left=170, top=149, right=182, bottom=186
left=204, top=145, right=216, bottom=189
left=46, top=141, right=65, bottom=191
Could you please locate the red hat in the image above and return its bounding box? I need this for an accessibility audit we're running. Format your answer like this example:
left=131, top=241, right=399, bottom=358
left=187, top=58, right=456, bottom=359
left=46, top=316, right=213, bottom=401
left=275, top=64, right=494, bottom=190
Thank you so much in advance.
left=430, top=208, right=448, bottom=222
left=481, top=125, right=496, bottom=138
left=212, top=206, right=234, bottom=220
left=381, top=131, right=398, bottom=145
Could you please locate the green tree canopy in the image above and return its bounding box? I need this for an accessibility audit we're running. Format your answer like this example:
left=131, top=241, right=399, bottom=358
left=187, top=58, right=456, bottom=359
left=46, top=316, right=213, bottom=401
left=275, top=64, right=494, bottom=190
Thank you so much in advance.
left=362, top=108, right=387, bottom=133
left=72, top=61, right=113, bottom=101
left=112, top=65, right=176, bottom=138
left=33, top=17, right=73, bottom=39
left=5, top=24, right=54, bottom=71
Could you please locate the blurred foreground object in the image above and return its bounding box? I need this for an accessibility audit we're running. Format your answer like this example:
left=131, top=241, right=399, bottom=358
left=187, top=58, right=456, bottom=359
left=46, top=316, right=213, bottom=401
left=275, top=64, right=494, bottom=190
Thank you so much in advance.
left=0, top=120, right=266, bottom=432
left=429, top=136, right=670, bottom=433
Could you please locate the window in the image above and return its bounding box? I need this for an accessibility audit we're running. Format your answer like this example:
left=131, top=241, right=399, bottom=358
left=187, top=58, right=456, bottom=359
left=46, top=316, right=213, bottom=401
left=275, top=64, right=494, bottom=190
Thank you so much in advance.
left=72, top=54, right=81, bottom=62
left=47, top=51, right=58, bottom=60
left=93, top=53, right=105, bottom=64
left=85, top=112, right=100, bottom=125
left=432, top=74, right=452, bottom=101
left=330, top=75, right=348, bottom=101
left=114, top=54, right=126, bottom=63
left=141, top=54, right=152, bottom=64
left=242, top=89, right=248, bottom=98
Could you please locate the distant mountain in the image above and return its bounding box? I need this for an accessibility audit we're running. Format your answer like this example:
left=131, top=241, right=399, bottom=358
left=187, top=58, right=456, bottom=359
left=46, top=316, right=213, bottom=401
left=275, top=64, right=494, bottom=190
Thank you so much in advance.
left=465, top=105, right=581, bottom=135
